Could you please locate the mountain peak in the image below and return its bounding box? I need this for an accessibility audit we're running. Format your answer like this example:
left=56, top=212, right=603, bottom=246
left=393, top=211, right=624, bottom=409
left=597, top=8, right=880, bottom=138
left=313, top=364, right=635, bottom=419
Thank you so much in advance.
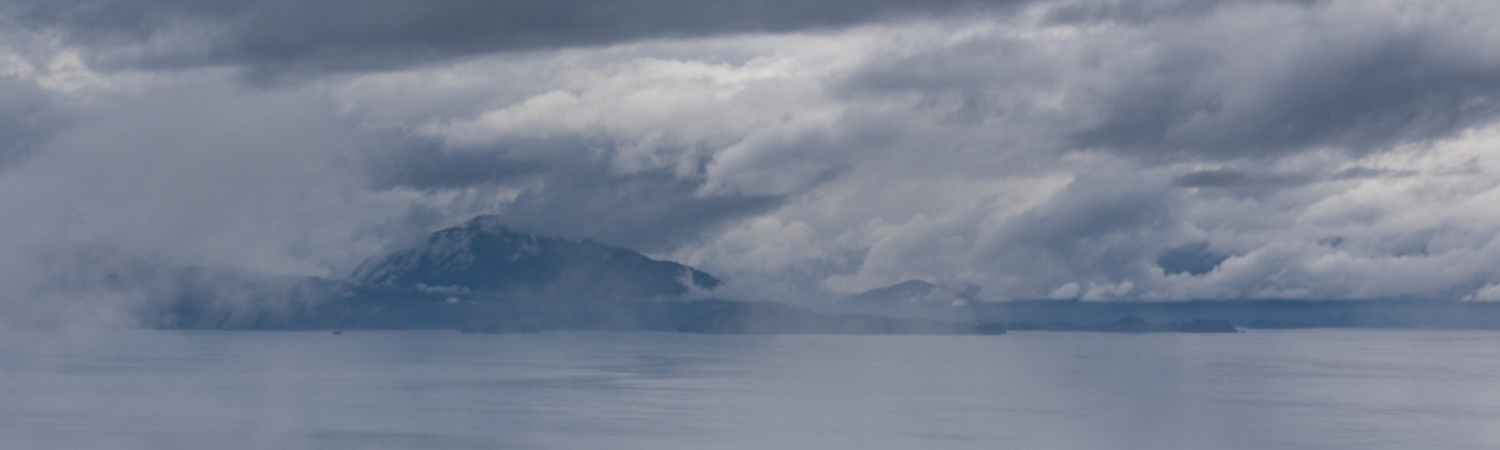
left=350, top=217, right=719, bottom=301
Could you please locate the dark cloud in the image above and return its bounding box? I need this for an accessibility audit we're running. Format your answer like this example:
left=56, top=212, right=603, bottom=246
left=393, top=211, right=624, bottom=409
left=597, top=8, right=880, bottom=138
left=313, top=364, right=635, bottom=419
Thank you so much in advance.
left=495, top=167, right=783, bottom=254
left=1172, top=169, right=1250, bottom=188
left=3, top=0, right=1032, bottom=78
left=1042, top=0, right=1321, bottom=26
left=1157, top=242, right=1227, bottom=276
left=358, top=134, right=550, bottom=191
left=1070, top=15, right=1500, bottom=160
left=0, top=77, right=65, bottom=169
left=1331, top=166, right=1415, bottom=180
left=979, top=170, right=1181, bottom=286
left=844, top=0, right=1500, bottom=164
left=1171, top=169, right=1312, bottom=188
left=356, top=131, right=784, bottom=254
left=840, top=36, right=1061, bottom=130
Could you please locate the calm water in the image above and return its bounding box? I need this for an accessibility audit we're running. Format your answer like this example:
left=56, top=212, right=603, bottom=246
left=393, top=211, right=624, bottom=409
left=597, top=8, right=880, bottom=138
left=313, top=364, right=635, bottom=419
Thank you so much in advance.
left=2, top=329, right=1499, bottom=449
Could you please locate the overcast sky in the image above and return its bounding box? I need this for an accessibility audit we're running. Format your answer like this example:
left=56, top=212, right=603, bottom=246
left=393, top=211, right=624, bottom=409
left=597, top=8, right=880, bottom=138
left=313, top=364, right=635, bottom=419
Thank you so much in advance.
left=3, top=0, right=1500, bottom=317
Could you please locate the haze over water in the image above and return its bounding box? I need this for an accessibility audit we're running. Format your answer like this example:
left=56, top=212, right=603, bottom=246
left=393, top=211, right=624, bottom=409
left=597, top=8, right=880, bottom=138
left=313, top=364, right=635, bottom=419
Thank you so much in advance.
left=4, top=329, right=1498, bottom=450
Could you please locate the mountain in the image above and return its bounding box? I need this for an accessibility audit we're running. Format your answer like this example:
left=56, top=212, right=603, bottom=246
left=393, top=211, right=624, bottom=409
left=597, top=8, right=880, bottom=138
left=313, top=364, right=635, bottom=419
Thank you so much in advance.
left=349, top=216, right=720, bottom=302
left=838, top=280, right=976, bottom=307
left=108, top=216, right=732, bottom=331
left=830, top=280, right=981, bottom=322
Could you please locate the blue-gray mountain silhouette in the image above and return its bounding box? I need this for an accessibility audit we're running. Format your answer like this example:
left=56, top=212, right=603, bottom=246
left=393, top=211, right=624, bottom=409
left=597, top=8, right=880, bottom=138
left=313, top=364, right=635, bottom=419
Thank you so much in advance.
left=839, top=280, right=979, bottom=306
left=350, top=216, right=720, bottom=301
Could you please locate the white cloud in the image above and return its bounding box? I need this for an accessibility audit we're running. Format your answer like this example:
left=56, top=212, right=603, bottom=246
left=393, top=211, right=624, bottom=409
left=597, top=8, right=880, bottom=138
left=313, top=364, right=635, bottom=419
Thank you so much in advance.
left=1049, top=282, right=1081, bottom=299
left=1082, top=281, right=1133, bottom=301
left=1468, top=284, right=1500, bottom=302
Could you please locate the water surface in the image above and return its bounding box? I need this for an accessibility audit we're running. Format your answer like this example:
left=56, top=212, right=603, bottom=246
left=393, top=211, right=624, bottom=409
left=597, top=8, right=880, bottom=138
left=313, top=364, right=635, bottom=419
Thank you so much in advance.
left=3, top=329, right=1499, bottom=449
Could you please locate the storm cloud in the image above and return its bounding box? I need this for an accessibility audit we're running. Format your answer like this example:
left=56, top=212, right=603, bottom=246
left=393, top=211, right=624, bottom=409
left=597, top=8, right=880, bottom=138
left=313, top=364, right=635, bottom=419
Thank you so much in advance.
left=3, top=0, right=1500, bottom=326
left=2, top=0, right=1031, bottom=78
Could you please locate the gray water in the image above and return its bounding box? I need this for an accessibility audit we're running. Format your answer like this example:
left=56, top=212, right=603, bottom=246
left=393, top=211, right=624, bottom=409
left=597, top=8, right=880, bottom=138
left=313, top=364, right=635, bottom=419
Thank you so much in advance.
left=3, top=329, right=1500, bottom=450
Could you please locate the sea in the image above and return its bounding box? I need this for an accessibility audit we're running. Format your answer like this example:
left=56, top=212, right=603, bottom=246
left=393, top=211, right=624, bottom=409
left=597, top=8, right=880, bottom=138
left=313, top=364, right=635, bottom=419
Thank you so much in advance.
left=2, top=329, right=1498, bottom=450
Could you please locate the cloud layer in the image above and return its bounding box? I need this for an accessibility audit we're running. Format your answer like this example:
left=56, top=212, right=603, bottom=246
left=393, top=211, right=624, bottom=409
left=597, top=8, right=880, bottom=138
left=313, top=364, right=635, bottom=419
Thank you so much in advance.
left=2, top=0, right=1029, bottom=78
left=3, top=0, right=1500, bottom=324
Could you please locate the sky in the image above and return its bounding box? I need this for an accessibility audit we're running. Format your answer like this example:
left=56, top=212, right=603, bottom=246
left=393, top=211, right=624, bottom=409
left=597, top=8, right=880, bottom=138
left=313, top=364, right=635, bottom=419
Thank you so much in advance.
left=3, top=0, right=1500, bottom=320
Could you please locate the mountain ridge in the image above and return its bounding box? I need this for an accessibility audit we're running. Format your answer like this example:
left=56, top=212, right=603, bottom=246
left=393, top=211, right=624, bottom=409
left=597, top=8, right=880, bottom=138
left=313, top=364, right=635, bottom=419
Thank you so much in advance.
left=349, top=215, right=720, bottom=302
